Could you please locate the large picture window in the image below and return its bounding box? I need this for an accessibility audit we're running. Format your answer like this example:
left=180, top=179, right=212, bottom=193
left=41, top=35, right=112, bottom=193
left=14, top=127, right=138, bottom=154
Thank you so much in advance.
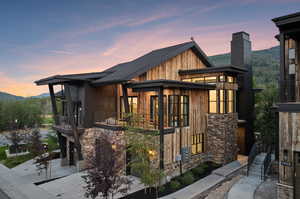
left=191, top=133, right=204, bottom=155
left=120, top=96, right=137, bottom=118
left=209, top=89, right=235, bottom=114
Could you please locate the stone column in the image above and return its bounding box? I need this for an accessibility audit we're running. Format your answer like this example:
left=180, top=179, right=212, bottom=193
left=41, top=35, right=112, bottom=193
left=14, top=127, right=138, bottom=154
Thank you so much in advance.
left=207, top=113, right=238, bottom=165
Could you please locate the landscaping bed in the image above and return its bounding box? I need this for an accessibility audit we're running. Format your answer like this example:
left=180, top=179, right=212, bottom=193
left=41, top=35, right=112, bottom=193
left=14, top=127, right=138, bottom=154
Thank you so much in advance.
left=121, top=161, right=221, bottom=199
left=2, top=153, right=35, bottom=168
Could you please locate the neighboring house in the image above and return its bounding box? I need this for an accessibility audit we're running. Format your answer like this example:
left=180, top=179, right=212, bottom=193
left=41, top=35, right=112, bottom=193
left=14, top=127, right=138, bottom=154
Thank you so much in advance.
left=35, top=31, right=255, bottom=178
left=272, top=12, right=300, bottom=199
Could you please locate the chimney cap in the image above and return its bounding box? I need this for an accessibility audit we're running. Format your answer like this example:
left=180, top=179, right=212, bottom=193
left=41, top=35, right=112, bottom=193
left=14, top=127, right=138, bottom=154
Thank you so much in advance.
left=232, top=31, right=250, bottom=41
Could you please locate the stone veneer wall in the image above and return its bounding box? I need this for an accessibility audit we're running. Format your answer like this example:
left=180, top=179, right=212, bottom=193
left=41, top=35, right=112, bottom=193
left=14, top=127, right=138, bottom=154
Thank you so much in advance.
left=277, top=184, right=293, bottom=199
left=80, top=127, right=125, bottom=168
left=164, top=153, right=211, bottom=178
left=207, top=113, right=238, bottom=165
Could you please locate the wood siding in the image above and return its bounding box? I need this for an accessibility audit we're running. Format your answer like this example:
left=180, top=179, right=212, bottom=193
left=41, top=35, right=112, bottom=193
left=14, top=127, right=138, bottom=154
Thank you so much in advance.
left=146, top=49, right=206, bottom=81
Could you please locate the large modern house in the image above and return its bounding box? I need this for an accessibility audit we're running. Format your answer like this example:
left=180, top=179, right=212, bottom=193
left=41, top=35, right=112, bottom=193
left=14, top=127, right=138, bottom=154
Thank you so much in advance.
left=35, top=31, right=255, bottom=177
left=272, top=12, right=300, bottom=199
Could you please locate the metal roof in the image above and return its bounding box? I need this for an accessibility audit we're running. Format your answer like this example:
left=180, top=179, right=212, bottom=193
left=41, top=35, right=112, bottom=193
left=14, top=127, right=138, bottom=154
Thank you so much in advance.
left=35, top=72, right=111, bottom=85
left=35, top=41, right=214, bottom=86
left=92, top=41, right=214, bottom=86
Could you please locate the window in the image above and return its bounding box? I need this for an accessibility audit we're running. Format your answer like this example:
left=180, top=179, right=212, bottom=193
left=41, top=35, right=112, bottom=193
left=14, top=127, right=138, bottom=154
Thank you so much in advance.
left=180, top=96, right=189, bottom=126
left=209, top=89, right=236, bottom=114
left=168, top=95, right=180, bottom=127
left=227, top=90, right=235, bottom=113
left=191, top=133, right=204, bottom=154
left=219, top=90, right=225, bottom=114
left=205, top=76, right=217, bottom=84
left=227, top=76, right=234, bottom=83
left=209, top=90, right=217, bottom=113
left=219, top=75, right=225, bottom=82
left=120, top=96, right=137, bottom=118
left=193, top=77, right=205, bottom=83
left=168, top=95, right=189, bottom=127
left=150, top=96, right=167, bottom=127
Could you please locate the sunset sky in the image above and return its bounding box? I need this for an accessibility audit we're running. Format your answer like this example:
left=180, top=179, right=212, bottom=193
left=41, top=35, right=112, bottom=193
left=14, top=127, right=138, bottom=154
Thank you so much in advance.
left=0, top=0, right=299, bottom=97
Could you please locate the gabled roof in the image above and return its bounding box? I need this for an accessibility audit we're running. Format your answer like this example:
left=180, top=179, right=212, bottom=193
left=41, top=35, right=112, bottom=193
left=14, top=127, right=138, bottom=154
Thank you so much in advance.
left=92, top=41, right=214, bottom=85
left=35, top=41, right=214, bottom=86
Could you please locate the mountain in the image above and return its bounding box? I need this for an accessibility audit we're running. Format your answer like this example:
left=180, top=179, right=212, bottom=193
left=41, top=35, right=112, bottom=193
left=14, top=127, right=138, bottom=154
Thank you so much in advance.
left=209, top=46, right=280, bottom=86
left=0, top=91, right=24, bottom=101
left=30, top=93, right=50, bottom=98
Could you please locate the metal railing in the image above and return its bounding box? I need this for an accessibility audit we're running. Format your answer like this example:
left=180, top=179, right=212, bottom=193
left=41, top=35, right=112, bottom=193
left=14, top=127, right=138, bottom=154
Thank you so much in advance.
left=261, top=146, right=272, bottom=181
left=93, top=112, right=170, bottom=131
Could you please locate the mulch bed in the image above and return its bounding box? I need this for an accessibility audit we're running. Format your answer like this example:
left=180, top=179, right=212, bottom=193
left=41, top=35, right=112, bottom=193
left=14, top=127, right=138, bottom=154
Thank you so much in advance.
left=121, top=161, right=221, bottom=199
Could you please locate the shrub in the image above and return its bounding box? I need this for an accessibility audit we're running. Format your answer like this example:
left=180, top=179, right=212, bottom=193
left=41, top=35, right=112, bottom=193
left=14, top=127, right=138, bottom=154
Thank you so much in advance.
left=158, top=185, right=166, bottom=193
left=191, top=166, right=205, bottom=177
left=201, top=163, right=209, bottom=170
left=180, top=172, right=195, bottom=186
left=169, top=180, right=181, bottom=191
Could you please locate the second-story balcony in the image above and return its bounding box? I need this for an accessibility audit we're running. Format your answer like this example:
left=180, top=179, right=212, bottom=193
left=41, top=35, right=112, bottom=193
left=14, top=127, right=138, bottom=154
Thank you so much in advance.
left=53, top=115, right=85, bottom=136
left=93, top=112, right=175, bottom=134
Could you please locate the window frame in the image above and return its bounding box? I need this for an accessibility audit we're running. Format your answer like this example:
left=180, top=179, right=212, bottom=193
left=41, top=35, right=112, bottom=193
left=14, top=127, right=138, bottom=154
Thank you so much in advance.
left=191, top=133, right=204, bottom=155
left=168, top=95, right=189, bottom=127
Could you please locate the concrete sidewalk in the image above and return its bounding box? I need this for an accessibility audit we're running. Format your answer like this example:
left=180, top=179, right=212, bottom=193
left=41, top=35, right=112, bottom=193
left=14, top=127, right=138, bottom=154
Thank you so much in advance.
left=0, top=164, right=55, bottom=199
left=227, top=153, right=266, bottom=199
left=12, top=158, right=76, bottom=184
left=227, top=176, right=262, bottom=199
left=40, top=172, right=145, bottom=199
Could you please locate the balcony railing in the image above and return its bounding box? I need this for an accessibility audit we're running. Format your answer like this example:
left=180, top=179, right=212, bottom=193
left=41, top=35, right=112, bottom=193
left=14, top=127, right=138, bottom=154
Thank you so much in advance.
left=93, top=112, right=170, bottom=132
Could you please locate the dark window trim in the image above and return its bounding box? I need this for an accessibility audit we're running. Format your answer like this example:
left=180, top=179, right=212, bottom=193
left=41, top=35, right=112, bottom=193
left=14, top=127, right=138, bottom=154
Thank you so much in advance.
left=168, top=95, right=189, bottom=127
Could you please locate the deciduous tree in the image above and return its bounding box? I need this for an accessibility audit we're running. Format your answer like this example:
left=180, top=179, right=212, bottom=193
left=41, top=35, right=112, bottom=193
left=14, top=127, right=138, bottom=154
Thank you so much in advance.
left=82, top=133, right=131, bottom=199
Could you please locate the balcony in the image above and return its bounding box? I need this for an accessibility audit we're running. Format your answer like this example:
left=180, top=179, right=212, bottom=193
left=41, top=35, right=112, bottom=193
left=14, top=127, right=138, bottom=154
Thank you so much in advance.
left=53, top=115, right=85, bottom=136
left=93, top=112, right=175, bottom=134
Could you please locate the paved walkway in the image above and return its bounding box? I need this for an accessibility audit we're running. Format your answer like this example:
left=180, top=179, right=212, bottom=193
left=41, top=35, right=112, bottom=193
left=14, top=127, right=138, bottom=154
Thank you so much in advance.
left=254, top=178, right=277, bottom=199
left=227, top=153, right=266, bottom=199
left=0, top=164, right=55, bottom=199
left=12, top=158, right=77, bottom=184
left=40, top=172, right=144, bottom=199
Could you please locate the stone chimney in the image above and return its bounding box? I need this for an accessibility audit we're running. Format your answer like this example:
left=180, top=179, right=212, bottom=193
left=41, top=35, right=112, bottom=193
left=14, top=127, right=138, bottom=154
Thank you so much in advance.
left=231, top=31, right=255, bottom=154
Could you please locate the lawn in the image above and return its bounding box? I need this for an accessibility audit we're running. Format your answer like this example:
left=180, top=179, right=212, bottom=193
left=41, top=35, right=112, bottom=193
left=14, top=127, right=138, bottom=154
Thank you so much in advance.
left=121, top=161, right=221, bottom=199
left=0, top=146, right=8, bottom=161
left=2, top=153, right=35, bottom=168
